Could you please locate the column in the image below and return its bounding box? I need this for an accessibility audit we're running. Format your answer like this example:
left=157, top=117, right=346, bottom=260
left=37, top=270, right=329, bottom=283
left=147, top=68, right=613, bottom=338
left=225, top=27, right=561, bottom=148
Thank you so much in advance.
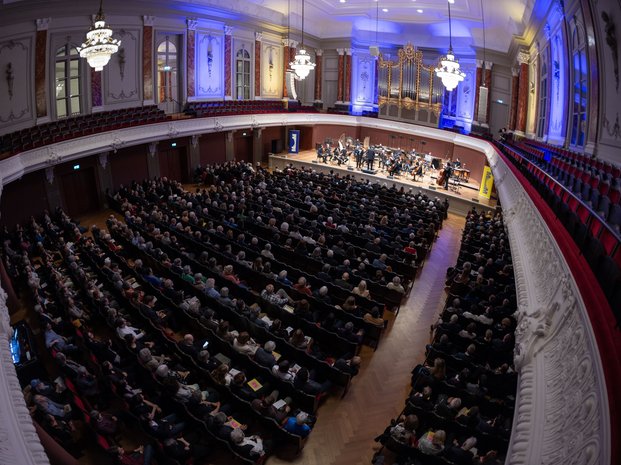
left=91, top=68, right=103, bottom=110
left=143, top=16, right=155, bottom=105
left=44, top=167, right=62, bottom=211
left=146, top=142, right=160, bottom=178
left=336, top=48, right=345, bottom=103
left=282, top=39, right=297, bottom=100
left=255, top=33, right=262, bottom=98
left=35, top=18, right=50, bottom=122
left=188, top=135, right=201, bottom=171
left=252, top=128, right=264, bottom=165
left=314, top=49, right=323, bottom=104
left=344, top=48, right=352, bottom=104
left=515, top=50, right=530, bottom=135
left=473, top=60, right=483, bottom=123
left=224, top=25, right=233, bottom=100
left=96, top=152, right=113, bottom=207
left=186, top=18, right=197, bottom=99
left=225, top=131, right=235, bottom=161
left=508, top=67, right=519, bottom=131
left=483, top=62, right=493, bottom=125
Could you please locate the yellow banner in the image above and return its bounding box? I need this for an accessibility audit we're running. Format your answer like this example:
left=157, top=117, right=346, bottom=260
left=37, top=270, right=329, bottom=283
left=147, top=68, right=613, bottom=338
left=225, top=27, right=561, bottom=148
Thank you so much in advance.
left=479, top=166, right=494, bottom=199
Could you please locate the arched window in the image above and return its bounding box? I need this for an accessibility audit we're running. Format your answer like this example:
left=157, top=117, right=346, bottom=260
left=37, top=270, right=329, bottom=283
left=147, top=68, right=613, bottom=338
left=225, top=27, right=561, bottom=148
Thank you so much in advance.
left=236, top=47, right=251, bottom=100
left=537, top=47, right=549, bottom=139
left=55, top=44, right=82, bottom=118
left=157, top=37, right=179, bottom=111
left=569, top=16, right=588, bottom=148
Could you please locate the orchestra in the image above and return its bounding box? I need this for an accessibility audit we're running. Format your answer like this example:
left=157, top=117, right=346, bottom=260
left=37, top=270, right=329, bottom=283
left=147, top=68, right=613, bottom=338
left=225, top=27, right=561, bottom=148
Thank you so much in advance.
left=314, top=135, right=470, bottom=190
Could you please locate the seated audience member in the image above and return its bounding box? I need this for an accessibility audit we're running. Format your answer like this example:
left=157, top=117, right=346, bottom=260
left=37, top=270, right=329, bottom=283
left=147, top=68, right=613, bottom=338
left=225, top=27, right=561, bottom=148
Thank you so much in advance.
left=417, top=429, right=446, bottom=455
left=284, top=413, right=312, bottom=438
left=386, top=276, right=405, bottom=294
left=108, top=445, right=154, bottom=465
left=254, top=341, right=277, bottom=368
left=409, top=386, right=435, bottom=411
left=313, top=286, right=332, bottom=305
left=333, top=356, right=361, bottom=377
left=230, top=428, right=267, bottom=459
left=261, top=284, right=292, bottom=307
left=352, top=280, right=371, bottom=299
left=272, top=360, right=296, bottom=383
left=389, top=414, right=420, bottom=446
left=289, top=329, right=310, bottom=350
left=251, top=391, right=290, bottom=423
left=444, top=437, right=478, bottom=465
left=363, top=308, right=385, bottom=327
left=293, top=367, right=331, bottom=395
left=233, top=332, right=259, bottom=356
left=293, top=277, right=312, bottom=296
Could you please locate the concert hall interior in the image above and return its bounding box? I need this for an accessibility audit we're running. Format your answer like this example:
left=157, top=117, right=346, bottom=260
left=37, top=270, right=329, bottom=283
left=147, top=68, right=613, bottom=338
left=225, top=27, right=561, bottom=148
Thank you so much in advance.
left=0, top=1, right=620, bottom=465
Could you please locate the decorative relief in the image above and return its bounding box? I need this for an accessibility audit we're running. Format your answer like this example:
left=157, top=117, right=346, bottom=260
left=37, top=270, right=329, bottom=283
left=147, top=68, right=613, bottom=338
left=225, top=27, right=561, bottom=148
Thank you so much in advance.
left=197, top=32, right=223, bottom=97
left=487, top=147, right=609, bottom=465
left=105, top=28, right=140, bottom=104
left=261, top=42, right=281, bottom=97
left=0, top=37, right=32, bottom=128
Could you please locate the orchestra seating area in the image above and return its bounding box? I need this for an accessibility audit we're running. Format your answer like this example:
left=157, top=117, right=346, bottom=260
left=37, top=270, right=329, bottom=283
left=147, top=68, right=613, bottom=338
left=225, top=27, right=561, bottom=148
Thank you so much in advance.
left=373, top=208, right=516, bottom=465
left=498, top=142, right=621, bottom=325
left=0, top=106, right=168, bottom=159
left=184, top=100, right=318, bottom=118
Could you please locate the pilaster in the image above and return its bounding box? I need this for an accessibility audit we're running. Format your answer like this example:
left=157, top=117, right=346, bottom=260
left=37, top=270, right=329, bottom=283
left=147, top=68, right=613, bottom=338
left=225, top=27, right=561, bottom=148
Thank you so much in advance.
left=35, top=18, right=50, bottom=121
left=255, top=32, right=262, bottom=98
left=314, top=49, right=323, bottom=105
left=336, top=48, right=345, bottom=103
left=516, top=50, right=530, bottom=135
left=224, top=26, right=233, bottom=100
left=142, top=16, right=155, bottom=105
left=509, top=68, right=520, bottom=131
left=186, top=18, right=197, bottom=98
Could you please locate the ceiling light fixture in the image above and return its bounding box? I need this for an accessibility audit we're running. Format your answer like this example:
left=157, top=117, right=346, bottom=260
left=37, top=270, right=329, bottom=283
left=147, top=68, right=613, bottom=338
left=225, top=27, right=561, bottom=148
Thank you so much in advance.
left=290, top=0, right=316, bottom=80
left=78, top=0, right=121, bottom=71
left=382, top=8, right=388, bottom=12
left=417, top=9, right=423, bottom=13
left=435, top=0, right=465, bottom=91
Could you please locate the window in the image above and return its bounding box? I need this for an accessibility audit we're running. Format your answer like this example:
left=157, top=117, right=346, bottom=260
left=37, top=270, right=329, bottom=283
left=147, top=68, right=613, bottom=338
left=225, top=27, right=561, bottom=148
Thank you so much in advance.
left=157, top=37, right=178, bottom=104
left=55, top=44, right=81, bottom=118
left=236, top=47, right=251, bottom=100
left=569, top=16, right=588, bottom=148
left=537, top=48, right=549, bottom=139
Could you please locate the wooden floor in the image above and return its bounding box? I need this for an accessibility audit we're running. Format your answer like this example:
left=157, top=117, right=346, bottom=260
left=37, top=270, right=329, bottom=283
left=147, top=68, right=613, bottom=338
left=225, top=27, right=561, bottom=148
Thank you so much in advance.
left=76, top=203, right=465, bottom=465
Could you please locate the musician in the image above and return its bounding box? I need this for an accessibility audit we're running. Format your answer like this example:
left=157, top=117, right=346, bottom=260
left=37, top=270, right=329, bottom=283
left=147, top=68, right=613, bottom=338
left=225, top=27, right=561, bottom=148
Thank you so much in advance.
left=317, top=145, right=329, bottom=163
left=413, top=161, right=424, bottom=182
left=453, top=158, right=461, bottom=168
left=366, top=147, right=375, bottom=170
left=443, top=162, right=453, bottom=190
left=354, top=146, right=364, bottom=169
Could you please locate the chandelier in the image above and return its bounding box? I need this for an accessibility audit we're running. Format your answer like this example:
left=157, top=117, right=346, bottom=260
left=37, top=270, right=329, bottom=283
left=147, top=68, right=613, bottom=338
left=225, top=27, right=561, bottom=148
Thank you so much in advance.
left=435, top=0, right=465, bottom=91
left=78, top=0, right=121, bottom=71
left=289, top=0, right=315, bottom=80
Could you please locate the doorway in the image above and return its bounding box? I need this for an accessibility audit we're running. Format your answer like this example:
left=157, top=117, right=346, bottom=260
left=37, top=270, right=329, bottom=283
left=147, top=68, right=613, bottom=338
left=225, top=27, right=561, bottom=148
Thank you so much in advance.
left=60, top=168, right=100, bottom=217
left=489, top=101, right=510, bottom=140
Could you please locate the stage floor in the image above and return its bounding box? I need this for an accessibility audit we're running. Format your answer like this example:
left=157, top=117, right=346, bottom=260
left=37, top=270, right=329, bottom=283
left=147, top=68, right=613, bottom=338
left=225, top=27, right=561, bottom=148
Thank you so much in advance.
left=269, top=150, right=497, bottom=214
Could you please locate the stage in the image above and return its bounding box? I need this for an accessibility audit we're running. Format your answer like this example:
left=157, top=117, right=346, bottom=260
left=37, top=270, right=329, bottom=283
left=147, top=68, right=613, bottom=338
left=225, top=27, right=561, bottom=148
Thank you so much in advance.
left=269, top=150, right=497, bottom=215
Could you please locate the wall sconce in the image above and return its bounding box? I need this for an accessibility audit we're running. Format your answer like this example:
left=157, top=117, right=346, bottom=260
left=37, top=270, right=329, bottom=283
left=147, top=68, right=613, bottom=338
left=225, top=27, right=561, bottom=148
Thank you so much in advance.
left=6, top=62, right=14, bottom=99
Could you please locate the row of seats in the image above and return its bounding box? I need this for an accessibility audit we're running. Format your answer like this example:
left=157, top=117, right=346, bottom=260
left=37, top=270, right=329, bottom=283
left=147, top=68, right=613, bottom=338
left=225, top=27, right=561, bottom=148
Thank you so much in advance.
left=524, top=139, right=621, bottom=179
left=0, top=106, right=168, bottom=158
left=184, top=100, right=318, bottom=118
left=499, top=143, right=621, bottom=327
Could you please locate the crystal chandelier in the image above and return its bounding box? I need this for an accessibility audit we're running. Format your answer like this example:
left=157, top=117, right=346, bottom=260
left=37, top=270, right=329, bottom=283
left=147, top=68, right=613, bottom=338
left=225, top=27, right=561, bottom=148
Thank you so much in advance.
left=435, top=0, right=465, bottom=91
left=289, top=0, right=315, bottom=80
left=78, top=0, right=121, bottom=71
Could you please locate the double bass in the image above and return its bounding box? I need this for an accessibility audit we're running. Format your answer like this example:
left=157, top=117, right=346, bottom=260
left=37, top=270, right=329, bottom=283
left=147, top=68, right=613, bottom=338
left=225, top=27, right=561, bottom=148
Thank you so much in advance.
left=437, top=168, right=446, bottom=186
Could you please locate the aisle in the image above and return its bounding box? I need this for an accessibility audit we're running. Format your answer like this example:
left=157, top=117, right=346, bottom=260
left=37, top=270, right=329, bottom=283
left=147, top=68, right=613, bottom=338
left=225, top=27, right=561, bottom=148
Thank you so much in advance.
left=267, top=212, right=466, bottom=465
